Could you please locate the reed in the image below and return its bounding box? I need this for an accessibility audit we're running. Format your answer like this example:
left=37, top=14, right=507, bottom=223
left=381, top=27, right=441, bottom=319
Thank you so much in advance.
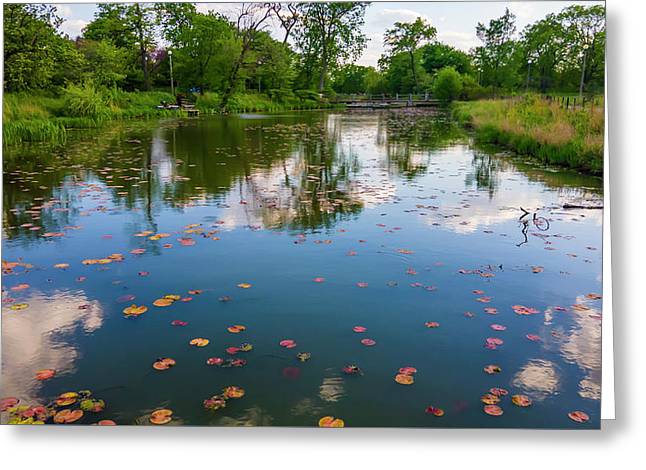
left=452, top=95, right=604, bottom=175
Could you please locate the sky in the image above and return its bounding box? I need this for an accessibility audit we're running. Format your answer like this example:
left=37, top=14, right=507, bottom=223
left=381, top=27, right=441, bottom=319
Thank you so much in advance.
left=53, top=1, right=604, bottom=67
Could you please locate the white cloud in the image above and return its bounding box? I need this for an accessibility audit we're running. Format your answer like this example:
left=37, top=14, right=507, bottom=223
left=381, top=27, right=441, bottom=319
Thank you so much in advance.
left=60, top=19, right=88, bottom=39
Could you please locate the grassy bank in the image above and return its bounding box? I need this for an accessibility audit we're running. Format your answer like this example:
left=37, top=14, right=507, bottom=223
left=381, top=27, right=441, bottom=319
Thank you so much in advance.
left=3, top=88, right=337, bottom=146
left=3, top=89, right=176, bottom=146
left=452, top=95, right=604, bottom=175
left=195, top=90, right=338, bottom=114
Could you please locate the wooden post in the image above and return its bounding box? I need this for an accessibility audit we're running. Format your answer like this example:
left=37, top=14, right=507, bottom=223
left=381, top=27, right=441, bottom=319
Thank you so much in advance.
left=566, top=97, right=569, bottom=109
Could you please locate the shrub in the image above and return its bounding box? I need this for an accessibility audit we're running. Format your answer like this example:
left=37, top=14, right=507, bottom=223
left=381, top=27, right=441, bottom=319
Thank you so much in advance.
left=433, top=67, right=463, bottom=103
left=62, top=82, right=110, bottom=120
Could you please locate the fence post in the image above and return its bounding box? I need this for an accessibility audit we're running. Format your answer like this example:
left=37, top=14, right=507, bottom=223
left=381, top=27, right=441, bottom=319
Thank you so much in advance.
left=566, top=97, right=569, bottom=109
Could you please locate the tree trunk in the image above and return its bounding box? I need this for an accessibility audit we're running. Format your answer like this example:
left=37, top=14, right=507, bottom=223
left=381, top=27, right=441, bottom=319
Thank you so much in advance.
left=409, top=51, right=418, bottom=94
left=579, top=48, right=587, bottom=100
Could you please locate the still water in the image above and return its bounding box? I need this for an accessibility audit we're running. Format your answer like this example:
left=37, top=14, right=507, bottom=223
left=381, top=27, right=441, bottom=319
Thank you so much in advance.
left=1, top=110, right=602, bottom=428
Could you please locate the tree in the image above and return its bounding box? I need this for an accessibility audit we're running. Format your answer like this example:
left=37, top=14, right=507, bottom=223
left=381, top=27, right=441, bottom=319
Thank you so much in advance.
left=3, top=4, right=64, bottom=90
left=332, top=64, right=372, bottom=94
left=557, top=5, right=605, bottom=97
left=269, top=3, right=303, bottom=44
left=155, top=2, right=197, bottom=46
left=220, top=3, right=273, bottom=110
left=78, top=39, right=128, bottom=88
left=520, top=14, right=567, bottom=92
left=295, top=2, right=368, bottom=92
left=128, top=3, right=156, bottom=90
left=421, top=42, right=472, bottom=76
left=433, top=67, right=463, bottom=102
left=475, top=8, right=518, bottom=89
left=247, top=31, right=295, bottom=93
left=172, top=12, right=237, bottom=94
left=384, top=17, right=437, bottom=93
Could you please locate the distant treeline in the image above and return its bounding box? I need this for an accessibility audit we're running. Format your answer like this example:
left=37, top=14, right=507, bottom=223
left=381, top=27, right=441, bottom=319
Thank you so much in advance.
left=4, top=3, right=604, bottom=108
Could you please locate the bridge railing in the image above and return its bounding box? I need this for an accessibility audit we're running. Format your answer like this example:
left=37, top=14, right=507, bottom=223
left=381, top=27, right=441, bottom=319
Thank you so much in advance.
left=331, top=93, right=434, bottom=102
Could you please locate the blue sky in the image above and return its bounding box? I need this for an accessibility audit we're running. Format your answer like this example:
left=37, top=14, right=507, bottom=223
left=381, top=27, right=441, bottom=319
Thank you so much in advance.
left=54, top=1, right=604, bottom=66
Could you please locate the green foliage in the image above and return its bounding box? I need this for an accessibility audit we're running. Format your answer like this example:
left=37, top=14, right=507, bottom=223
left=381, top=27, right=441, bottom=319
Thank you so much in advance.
left=295, top=2, right=369, bottom=92
left=433, top=67, right=463, bottom=102
left=453, top=96, right=603, bottom=174
left=421, top=43, right=472, bottom=75
left=63, top=82, right=111, bottom=120
left=384, top=17, right=437, bottom=93
left=332, top=64, right=376, bottom=94
left=78, top=39, right=129, bottom=87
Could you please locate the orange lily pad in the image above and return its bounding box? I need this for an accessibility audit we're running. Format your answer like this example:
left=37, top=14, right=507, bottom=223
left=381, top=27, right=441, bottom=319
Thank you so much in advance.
left=511, top=395, right=532, bottom=407
left=189, top=338, right=209, bottom=347
left=34, top=369, right=56, bottom=380
left=568, top=410, right=589, bottom=423
left=153, top=298, right=174, bottom=307
left=55, top=392, right=79, bottom=406
left=394, top=374, right=414, bottom=385
left=237, top=283, right=252, bottom=289
left=123, top=304, right=147, bottom=316
left=483, top=405, right=503, bottom=416
left=318, top=416, right=345, bottom=427
left=222, top=386, right=245, bottom=399
left=227, top=325, right=246, bottom=333
left=153, top=358, right=176, bottom=370
left=149, top=409, right=173, bottom=425
left=53, top=409, right=83, bottom=423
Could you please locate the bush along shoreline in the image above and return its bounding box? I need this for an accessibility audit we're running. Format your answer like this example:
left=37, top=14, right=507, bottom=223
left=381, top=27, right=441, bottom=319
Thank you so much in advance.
left=2, top=86, right=340, bottom=146
left=452, top=95, right=604, bottom=175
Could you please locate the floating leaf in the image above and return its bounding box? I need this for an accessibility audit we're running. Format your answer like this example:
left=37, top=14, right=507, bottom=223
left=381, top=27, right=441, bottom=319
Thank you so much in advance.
left=398, top=367, right=417, bottom=376
left=53, top=409, right=83, bottom=423
left=225, top=346, right=240, bottom=355
left=222, top=386, right=245, bottom=399
left=189, top=338, right=210, bottom=347
left=356, top=282, right=368, bottom=288
left=171, top=320, right=188, bottom=326
left=318, top=416, right=344, bottom=428
left=483, top=365, right=501, bottom=374
left=585, top=293, right=602, bottom=300
left=343, top=365, right=361, bottom=375
left=153, top=298, right=174, bottom=307
left=279, top=339, right=297, bottom=349
left=489, top=387, right=508, bottom=396
left=153, top=358, right=176, bottom=370
left=10, top=303, right=29, bottom=311
left=237, top=283, right=252, bottom=289
left=511, top=395, right=532, bottom=407
left=360, top=338, right=376, bottom=346
left=425, top=321, right=440, bottom=328
left=34, top=369, right=56, bottom=381
left=352, top=326, right=367, bottom=333
left=206, top=357, right=224, bottom=366
left=55, top=392, right=79, bottom=406
left=568, top=411, right=590, bottom=423
left=490, top=324, right=506, bottom=331
left=10, top=283, right=30, bottom=291
left=203, top=395, right=227, bottom=411
left=425, top=406, right=444, bottom=417
left=526, top=334, right=541, bottom=342
left=480, top=393, right=500, bottom=405
left=123, top=304, right=147, bottom=316
left=97, top=420, right=116, bottom=425
left=312, top=277, right=325, bottom=283
left=0, top=397, right=19, bottom=411
left=394, top=374, right=414, bottom=385
left=149, top=409, right=173, bottom=425
left=483, top=405, right=503, bottom=416
left=227, top=325, right=246, bottom=333
left=80, top=398, right=105, bottom=412
left=296, top=352, right=311, bottom=362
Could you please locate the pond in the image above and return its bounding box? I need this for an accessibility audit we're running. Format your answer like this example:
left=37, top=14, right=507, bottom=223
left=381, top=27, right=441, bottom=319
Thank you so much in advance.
left=1, top=109, right=603, bottom=428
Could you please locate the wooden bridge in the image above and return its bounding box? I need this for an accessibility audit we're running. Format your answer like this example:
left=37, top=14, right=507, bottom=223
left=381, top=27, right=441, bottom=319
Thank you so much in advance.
left=331, top=94, right=441, bottom=109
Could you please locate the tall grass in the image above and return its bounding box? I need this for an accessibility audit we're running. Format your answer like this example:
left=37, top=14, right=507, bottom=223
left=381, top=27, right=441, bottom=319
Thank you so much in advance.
left=453, top=95, right=604, bottom=174
left=196, top=91, right=336, bottom=114
left=3, top=88, right=175, bottom=146
left=3, top=88, right=335, bottom=146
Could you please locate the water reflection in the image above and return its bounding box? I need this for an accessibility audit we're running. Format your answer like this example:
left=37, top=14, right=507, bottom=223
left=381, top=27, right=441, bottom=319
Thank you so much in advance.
left=511, top=359, right=561, bottom=401
left=1, top=290, right=104, bottom=402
